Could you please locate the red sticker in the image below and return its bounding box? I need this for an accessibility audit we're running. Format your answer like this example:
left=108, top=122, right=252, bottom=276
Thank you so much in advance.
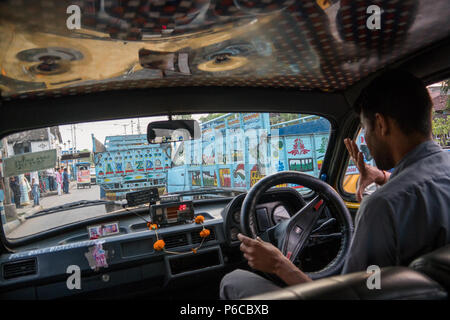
left=314, top=199, right=324, bottom=211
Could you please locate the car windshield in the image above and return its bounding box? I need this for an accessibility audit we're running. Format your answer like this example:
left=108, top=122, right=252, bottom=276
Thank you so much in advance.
left=0, top=112, right=331, bottom=239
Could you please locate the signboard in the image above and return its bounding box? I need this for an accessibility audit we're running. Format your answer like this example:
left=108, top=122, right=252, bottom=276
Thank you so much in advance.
left=77, top=170, right=91, bottom=184
left=2, top=149, right=57, bottom=177
left=61, top=152, right=91, bottom=161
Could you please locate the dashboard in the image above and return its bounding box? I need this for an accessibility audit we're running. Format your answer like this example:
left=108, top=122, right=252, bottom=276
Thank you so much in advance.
left=0, top=188, right=327, bottom=300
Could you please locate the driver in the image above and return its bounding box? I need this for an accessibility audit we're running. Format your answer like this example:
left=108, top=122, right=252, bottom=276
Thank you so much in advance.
left=220, top=70, right=450, bottom=299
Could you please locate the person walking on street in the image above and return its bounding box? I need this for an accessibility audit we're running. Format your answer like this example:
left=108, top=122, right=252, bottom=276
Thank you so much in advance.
left=46, top=168, right=55, bottom=191
left=31, top=176, right=40, bottom=207
left=9, top=176, right=21, bottom=208
left=55, top=167, right=62, bottom=196
left=63, top=168, right=70, bottom=194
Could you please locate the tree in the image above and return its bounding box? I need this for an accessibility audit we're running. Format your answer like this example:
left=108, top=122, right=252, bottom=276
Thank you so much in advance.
left=199, top=113, right=227, bottom=123
left=173, top=114, right=193, bottom=120
left=432, top=114, right=450, bottom=147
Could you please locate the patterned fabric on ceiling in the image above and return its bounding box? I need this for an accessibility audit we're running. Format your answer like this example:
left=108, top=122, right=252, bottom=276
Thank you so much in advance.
left=0, top=0, right=449, bottom=100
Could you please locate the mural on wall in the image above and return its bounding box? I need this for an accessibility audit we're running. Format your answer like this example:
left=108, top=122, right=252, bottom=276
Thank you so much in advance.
left=105, top=153, right=114, bottom=175
left=95, top=154, right=104, bottom=176
left=114, top=152, right=124, bottom=174
left=146, top=159, right=153, bottom=171
left=191, top=171, right=201, bottom=186
left=288, top=138, right=310, bottom=156
left=135, top=150, right=144, bottom=172
left=233, top=163, right=246, bottom=188
left=202, top=141, right=215, bottom=165
left=250, top=164, right=265, bottom=187
left=289, top=158, right=314, bottom=172
left=203, top=170, right=218, bottom=187
left=219, top=168, right=231, bottom=187
left=125, top=151, right=134, bottom=173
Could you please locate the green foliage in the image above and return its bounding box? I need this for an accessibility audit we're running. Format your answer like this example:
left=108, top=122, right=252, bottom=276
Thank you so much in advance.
left=269, top=113, right=303, bottom=125
left=432, top=115, right=450, bottom=147
left=199, top=113, right=227, bottom=123
left=173, top=114, right=193, bottom=120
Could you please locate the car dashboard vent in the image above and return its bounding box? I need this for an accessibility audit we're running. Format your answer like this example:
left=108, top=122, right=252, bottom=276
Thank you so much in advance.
left=162, top=233, right=189, bottom=249
left=3, top=258, right=37, bottom=280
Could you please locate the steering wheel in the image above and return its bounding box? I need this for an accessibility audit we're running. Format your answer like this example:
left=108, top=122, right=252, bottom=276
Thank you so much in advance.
left=240, top=171, right=354, bottom=280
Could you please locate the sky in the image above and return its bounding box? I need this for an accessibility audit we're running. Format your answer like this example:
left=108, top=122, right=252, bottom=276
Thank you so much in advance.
left=59, top=114, right=206, bottom=151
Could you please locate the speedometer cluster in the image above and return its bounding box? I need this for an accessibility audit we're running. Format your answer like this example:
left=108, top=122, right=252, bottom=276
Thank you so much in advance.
left=224, top=198, right=299, bottom=245
left=223, top=189, right=306, bottom=245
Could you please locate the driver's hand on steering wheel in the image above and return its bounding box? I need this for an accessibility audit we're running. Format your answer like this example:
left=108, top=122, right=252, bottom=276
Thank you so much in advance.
left=238, top=233, right=312, bottom=285
left=238, top=233, right=285, bottom=274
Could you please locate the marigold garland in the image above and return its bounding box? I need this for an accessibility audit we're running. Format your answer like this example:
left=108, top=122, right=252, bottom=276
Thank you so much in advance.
left=150, top=215, right=210, bottom=255
left=153, top=239, right=165, bottom=251
left=195, top=215, right=205, bottom=224
left=147, top=223, right=158, bottom=230
left=200, top=228, right=210, bottom=238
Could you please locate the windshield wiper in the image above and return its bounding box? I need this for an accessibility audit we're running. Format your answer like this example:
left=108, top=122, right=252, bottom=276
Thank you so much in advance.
left=26, top=200, right=116, bottom=220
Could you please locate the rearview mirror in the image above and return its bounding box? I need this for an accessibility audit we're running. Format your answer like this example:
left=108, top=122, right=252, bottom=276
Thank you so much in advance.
left=147, top=120, right=201, bottom=144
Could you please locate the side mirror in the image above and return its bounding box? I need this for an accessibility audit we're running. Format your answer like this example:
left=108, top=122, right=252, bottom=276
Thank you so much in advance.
left=147, top=120, right=201, bottom=144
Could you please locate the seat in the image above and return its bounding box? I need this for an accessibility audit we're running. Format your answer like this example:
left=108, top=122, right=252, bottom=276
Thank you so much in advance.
left=409, top=244, right=450, bottom=292
left=245, top=266, right=447, bottom=300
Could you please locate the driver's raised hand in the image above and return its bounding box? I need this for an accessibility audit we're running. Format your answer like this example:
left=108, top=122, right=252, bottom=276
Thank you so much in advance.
left=343, top=138, right=388, bottom=202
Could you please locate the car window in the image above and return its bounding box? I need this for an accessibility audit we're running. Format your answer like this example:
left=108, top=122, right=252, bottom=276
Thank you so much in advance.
left=0, top=113, right=331, bottom=240
left=342, top=128, right=377, bottom=196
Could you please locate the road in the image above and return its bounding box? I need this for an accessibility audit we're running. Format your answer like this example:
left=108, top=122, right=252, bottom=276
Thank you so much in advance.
left=6, top=184, right=114, bottom=239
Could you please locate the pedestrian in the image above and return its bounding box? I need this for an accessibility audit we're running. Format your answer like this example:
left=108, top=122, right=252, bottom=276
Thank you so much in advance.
left=31, top=176, right=40, bottom=207
left=55, top=167, right=62, bottom=196
left=9, top=176, right=21, bottom=208
left=46, top=168, right=55, bottom=191
left=63, top=168, right=70, bottom=194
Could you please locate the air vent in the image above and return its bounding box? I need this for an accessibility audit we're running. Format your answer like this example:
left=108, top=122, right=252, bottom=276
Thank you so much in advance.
left=3, top=258, right=37, bottom=280
left=191, top=228, right=216, bottom=244
left=161, top=233, right=189, bottom=249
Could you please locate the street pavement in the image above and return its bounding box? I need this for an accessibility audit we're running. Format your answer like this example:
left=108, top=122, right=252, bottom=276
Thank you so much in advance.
left=6, top=184, right=108, bottom=239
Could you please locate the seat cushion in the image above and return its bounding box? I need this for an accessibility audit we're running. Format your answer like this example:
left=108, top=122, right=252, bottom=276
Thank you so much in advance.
left=409, top=244, right=450, bottom=291
left=246, top=267, right=447, bottom=300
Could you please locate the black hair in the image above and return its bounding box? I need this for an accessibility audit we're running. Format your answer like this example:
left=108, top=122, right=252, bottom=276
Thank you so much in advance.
left=354, top=69, right=432, bottom=136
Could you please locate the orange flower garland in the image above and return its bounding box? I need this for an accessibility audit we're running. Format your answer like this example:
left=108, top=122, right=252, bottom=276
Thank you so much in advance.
left=200, top=228, right=210, bottom=238
left=195, top=215, right=205, bottom=224
left=150, top=214, right=209, bottom=255
left=153, top=239, right=165, bottom=251
left=147, top=223, right=158, bottom=230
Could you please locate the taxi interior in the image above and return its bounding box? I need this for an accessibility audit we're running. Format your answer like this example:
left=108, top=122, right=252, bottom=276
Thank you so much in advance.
left=0, top=0, right=449, bottom=300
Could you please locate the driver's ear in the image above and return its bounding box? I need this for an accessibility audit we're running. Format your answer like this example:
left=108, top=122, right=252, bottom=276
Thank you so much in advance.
left=374, top=113, right=390, bottom=137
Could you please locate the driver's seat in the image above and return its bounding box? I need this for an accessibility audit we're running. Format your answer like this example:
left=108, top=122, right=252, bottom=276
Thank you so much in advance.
left=246, top=246, right=450, bottom=300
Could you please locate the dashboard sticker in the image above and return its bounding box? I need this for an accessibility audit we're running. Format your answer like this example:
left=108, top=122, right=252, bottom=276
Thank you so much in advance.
left=84, top=242, right=109, bottom=271
left=87, top=222, right=119, bottom=239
